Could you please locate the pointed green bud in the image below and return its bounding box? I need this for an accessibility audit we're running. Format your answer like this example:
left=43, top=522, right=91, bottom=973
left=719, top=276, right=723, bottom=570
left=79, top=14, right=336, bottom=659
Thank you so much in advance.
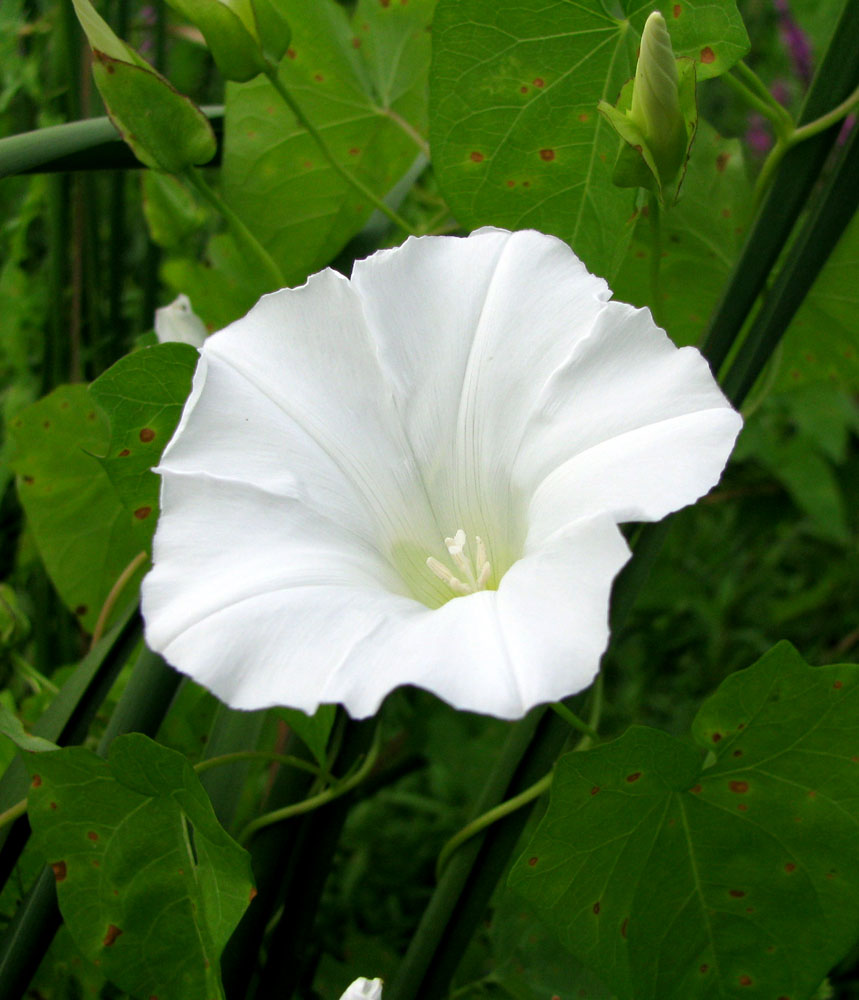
left=251, top=0, right=292, bottom=63
left=164, top=0, right=290, bottom=81
left=629, top=12, right=687, bottom=187
left=597, top=11, right=697, bottom=205
left=71, top=0, right=216, bottom=173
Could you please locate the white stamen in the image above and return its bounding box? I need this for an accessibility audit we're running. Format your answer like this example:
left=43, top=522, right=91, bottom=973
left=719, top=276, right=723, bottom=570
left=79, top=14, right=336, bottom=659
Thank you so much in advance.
left=426, top=528, right=492, bottom=597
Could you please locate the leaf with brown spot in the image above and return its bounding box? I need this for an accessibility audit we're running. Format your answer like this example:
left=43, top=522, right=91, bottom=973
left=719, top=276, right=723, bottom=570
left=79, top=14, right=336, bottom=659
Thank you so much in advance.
left=7, top=385, right=149, bottom=632
left=24, top=735, right=254, bottom=1000
left=430, top=0, right=748, bottom=280
left=511, top=642, right=859, bottom=1000
left=89, top=343, right=198, bottom=548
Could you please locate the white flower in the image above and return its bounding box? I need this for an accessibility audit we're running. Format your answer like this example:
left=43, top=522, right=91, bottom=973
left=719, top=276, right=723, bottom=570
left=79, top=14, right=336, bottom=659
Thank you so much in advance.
left=141, top=229, right=741, bottom=719
left=154, top=293, right=208, bottom=348
left=339, top=978, right=383, bottom=1000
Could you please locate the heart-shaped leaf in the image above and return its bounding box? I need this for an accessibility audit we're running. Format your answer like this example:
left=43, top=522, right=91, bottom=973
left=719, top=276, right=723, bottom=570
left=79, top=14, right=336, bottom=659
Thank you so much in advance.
left=510, top=642, right=859, bottom=1000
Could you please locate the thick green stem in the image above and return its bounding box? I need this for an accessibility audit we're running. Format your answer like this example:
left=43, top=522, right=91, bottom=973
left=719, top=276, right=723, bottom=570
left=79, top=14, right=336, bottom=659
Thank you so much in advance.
left=263, top=63, right=417, bottom=236
left=700, top=0, right=859, bottom=374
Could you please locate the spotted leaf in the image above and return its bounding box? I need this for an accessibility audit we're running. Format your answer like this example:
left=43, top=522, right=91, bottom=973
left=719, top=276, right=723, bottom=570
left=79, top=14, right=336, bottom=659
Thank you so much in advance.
left=509, top=642, right=859, bottom=999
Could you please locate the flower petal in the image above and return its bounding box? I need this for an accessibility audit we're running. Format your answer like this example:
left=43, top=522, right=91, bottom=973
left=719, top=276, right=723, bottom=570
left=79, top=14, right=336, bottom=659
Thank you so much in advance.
left=513, top=301, right=742, bottom=547
left=350, top=228, right=612, bottom=565
left=157, top=268, right=444, bottom=572
left=143, top=469, right=629, bottom=718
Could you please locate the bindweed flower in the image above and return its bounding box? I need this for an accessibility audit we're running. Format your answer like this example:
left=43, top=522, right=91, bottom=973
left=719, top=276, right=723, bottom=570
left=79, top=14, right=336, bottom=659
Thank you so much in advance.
left=339, top=979, right=383, bottom=1000
left=141, top=229, right=741, bottom=719
left=155, top=294, right=208, bottom=348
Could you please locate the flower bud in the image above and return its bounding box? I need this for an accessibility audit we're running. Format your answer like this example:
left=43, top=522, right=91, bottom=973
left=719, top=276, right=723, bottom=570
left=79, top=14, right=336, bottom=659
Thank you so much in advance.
left=165, top=0, right=267, bottom=82
left=155, top=294, right=208, bottom=348
left=597, top=11, right=697, bottom=204
left=165, top=0, right=291, bottom=81
left=71, top=0, right=216, bottom=173
left=339, top=979, right=384, bottom=1000
left=628, top=12, right=687, bottom=188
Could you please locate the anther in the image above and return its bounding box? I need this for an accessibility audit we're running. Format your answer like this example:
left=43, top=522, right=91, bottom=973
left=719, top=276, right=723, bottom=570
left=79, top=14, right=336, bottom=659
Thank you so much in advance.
left=426, top=529, right=492, bottom=597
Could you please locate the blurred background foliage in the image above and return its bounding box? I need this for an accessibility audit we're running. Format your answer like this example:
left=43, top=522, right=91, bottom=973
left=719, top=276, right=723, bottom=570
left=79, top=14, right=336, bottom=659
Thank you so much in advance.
left=0, top=0, right=857, bottom=997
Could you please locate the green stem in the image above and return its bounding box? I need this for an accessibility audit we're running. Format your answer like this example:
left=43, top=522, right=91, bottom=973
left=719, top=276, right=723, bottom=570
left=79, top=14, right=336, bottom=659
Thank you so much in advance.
left=263, top=62, right=417, bottom=235
left=237, top=723, right=382, bottom=844
left=754, top=81, right=859, bottom=206
left=700, top=0, right=859, bottom=375
left=434, top=672, right=606, bottom=883
left=647, top=193, right=664, bottom=327
left=724, top=69, right=793, bottom=139
left=435, top=771, right=554, bottom=881
left=549, top=700, right=599, bottom=741
left=791, top=81, right=859, bottom=143
left=0, top=799, right=26, bottom=834
left=194, top=749, right=321, bottom=778
left=183, top=166, right=285, bottom=288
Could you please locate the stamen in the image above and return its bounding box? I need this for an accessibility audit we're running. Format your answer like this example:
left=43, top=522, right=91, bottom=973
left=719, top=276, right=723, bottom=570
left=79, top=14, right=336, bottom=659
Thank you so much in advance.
left=426, top=529, right=492, bottom=597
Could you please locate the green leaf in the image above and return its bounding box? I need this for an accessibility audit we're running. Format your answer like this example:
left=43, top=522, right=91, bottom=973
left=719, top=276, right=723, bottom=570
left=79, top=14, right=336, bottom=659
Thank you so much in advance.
left=0, top=702, right=59, bottom=754
left=142, top=171, right=209, bottom=249
left=8, top=386, right=148, bottom=632
left=775, top=210, right=859, bottom=392
left=162, top=230, right=271, bottom=330
left=88, top=343, right=198, bottom=545
left=612, top=120, right=753, bottom=345
left=71, top=0, right=148, bottom=67
left=91, top=52, right=216, bottom=172
left=429, top=0, right=748, bottom=279
left=222, top=0, right=435, bottom=285
left=510, top=642, right=859, bottom=1000
left=24, top=734, right=255, bottom=1000
left=275, top=705, right=337, bottom=769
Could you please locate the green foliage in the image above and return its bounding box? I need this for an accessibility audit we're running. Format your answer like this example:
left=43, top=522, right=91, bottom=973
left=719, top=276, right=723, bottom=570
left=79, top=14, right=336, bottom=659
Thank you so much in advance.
left=778, top=211, right=859, bottom=392
left=613, top=119, right=752, bottom=345
left=72, top=0, right=216, bottom=172
left=24, top=734, right=254, bottom=1000
left=222, top=0, right=435, bottom=285
left=275, top=704, right=337, bottom=768
left=510, top=643, right=859, bottom=1000
left=8, top=386, right=148, bottom=632
left=165, top=0, right=266, bottom=83
left=429, top=0, right=748, bottom=278
left=89, top=343, right=198, bottom=547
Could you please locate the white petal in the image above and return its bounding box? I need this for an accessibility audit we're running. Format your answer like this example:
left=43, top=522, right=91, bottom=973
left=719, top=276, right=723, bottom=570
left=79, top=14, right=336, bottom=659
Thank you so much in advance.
left=144, top=469, right=629, bottom=718
left=340, top=979, right=383, bottom=1000
left=513, top=301, right=742, bottom=547
left=157, top=269, right=443, bottom=568
left=350, top=228, right=612, bottom=565
left=154, top=294, right=208, bottom=347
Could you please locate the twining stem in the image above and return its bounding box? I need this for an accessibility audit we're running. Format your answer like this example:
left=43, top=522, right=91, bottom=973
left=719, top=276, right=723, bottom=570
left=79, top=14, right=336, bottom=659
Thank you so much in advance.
left=194, top=749, right=321, bottom=779
left=262, top=61, right=417, bottom=235
left=754, top=81, right=859, bottom=203
left=725, top=65, right=793, bottom=138
left=435, top=772, right=553, bottom=881
left=436, top=677, right=605, bottom=881
left=183, top=167, right=285, bottom=288
left=89, top=550, right=148, bottom=648
left=0, top=799, right=26, bottom=834
left=549, top=700, right=599, bottom=741
left=237, top=724, right=382, bottom=844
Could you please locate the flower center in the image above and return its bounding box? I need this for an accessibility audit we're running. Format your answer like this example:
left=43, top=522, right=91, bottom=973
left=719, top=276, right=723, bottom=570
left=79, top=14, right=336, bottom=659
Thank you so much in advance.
left=426, top=529, right=492, bottom=597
